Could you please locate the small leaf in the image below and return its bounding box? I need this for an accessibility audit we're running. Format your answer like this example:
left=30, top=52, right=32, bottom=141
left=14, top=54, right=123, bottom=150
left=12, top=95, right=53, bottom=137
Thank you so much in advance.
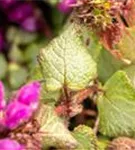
left=72, top=125, right=98, bottom=150
left=29, top=64, right=43, bottom=81
left=24, top=41, right=46, bottom=62
left=124, top=65, right=135, bottom=88
left=8, top=63, right=28, bottom=89
left=97, top=48, right=123, bottom=83
left=116, top=27, right=135, bottom=63
left=80, top=25, right=102, bottom=61
left=0, top=54, right=7, bottom=79
left=98, top=71, right=135, bottom=137
left=36, top=104, right=78, bottom=149
left=6, top=27, right=37, bottom=45
left=97, top=135, right=109, bottom=150
left=97, top=141, right=108, bottom=150
left=8, top=44, right=24, bottom=63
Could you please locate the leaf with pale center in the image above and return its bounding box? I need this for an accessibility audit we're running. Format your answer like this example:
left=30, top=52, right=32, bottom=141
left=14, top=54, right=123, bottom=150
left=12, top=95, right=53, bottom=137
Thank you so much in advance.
left=31, top=23, right=97, bottom=104
left=98, top=71, right=135, bottom=137
left=36, top=104, right=78, bottom=149
left=38, top=23, right=97, bottom=92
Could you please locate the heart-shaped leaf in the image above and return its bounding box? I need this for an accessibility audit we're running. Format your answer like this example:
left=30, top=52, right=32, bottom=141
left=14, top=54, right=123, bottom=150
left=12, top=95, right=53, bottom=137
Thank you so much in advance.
left=31, top=23, right=97, bottom=104
left=36, top=104, right=78, bottom=149
left=38, top=23, right=97, bottom=92
left=98, top=71, right=135, bottom=137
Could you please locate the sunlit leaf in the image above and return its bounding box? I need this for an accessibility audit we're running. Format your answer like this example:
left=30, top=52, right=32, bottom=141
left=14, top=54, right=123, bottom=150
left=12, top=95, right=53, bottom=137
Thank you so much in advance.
left=98, top=71, right=135, bottom=137
left=36, top=104, right=78, bottom=149
left=38, top=23, right=97, bottom=91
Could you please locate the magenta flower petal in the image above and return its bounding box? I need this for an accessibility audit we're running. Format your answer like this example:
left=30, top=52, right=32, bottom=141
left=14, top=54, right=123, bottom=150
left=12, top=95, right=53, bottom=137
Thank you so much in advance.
left=8, top=3, right=33, bottom=23
left=0, top=0, right=17, bottom=9
left=16, top=82, right=40, bottom=111
left=5, top=101, right=32, bottom=129
left=0, top=81, right=5, bottom=110
left=0, top=138, right=24, bottom=150
left=58, top=0, right=76, bottom=14
left=21, top=16, right=39, bottom=32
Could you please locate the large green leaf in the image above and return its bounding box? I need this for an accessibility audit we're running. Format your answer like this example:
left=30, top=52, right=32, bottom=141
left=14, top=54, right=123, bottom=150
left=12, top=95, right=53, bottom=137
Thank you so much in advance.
left=98, top=71, right=135, bottom=137
left=38, top=24, right=97, bottom=92
left=37, top=23, right=97, bottom=92
left=72, top=125, right=98, bottom=150
left=36, top=105, right=78, bottom=149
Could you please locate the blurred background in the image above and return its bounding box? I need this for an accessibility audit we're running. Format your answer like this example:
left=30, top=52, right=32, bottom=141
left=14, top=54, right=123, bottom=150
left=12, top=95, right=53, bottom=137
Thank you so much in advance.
left=0, top=0, right=73, bottom=92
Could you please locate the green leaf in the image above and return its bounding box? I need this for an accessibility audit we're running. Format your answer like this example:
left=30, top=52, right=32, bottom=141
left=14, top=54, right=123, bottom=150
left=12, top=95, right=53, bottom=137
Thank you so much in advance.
left=36, top=104, right=78, bottom=149
left=97, top=48, right=123, bottom=83
left=29, top=64, right=43, bottom=81
left=79, top=25, right=102, bottom=62
left=0, top=54, right=7, bottom=79
left=40, top=83, right=61, bottom=105
left=72, top=125, right=98, bottom=150
left=8, top=63, right=28, bottom=89
left=51, top=8, right=65, bottom=35
left=24, top=39, right=46, bottom=63
left=6, top=27, right=37, bottom=45
left=98, top=71, right=135, bottom=137
left=97, top=141, right=108, bottom=150
left=38, top=23, right=97, bottom=92
left=124, top=65, right=135, bottom=88
left=116, top=26, right=135, bottom=63
left=24, top=44, right=39, bottom=62
left=8, top=44, right=24, bottom=63
left=97, top=135, right=110, bottom=150
left=69, top=21, right=123, bottom=83
left=30, top=64, right=61, bottom=105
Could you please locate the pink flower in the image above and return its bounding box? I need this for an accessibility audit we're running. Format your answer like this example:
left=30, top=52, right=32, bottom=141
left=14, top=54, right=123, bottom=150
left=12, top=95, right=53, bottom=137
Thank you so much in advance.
left=0, top=138, right=24, bottom=150
left=0, top=81, right=41, bottom=130
left=0, top=81, right=5, bottom=110
left=5, top=101, right=33, bottom=129
left=16, top=81, right=40, bottom=111
left=21, top=16, right=39, bottom=32
left=8, top=3, right=33, bottom=23
left=57, top=0, right=76, bottom=14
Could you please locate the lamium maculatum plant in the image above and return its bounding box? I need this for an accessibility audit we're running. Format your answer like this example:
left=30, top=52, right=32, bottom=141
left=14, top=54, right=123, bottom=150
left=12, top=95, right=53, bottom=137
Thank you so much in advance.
left=1, top=0, right=135, bottom=149
left=29, top=0, right=135, bottom=149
